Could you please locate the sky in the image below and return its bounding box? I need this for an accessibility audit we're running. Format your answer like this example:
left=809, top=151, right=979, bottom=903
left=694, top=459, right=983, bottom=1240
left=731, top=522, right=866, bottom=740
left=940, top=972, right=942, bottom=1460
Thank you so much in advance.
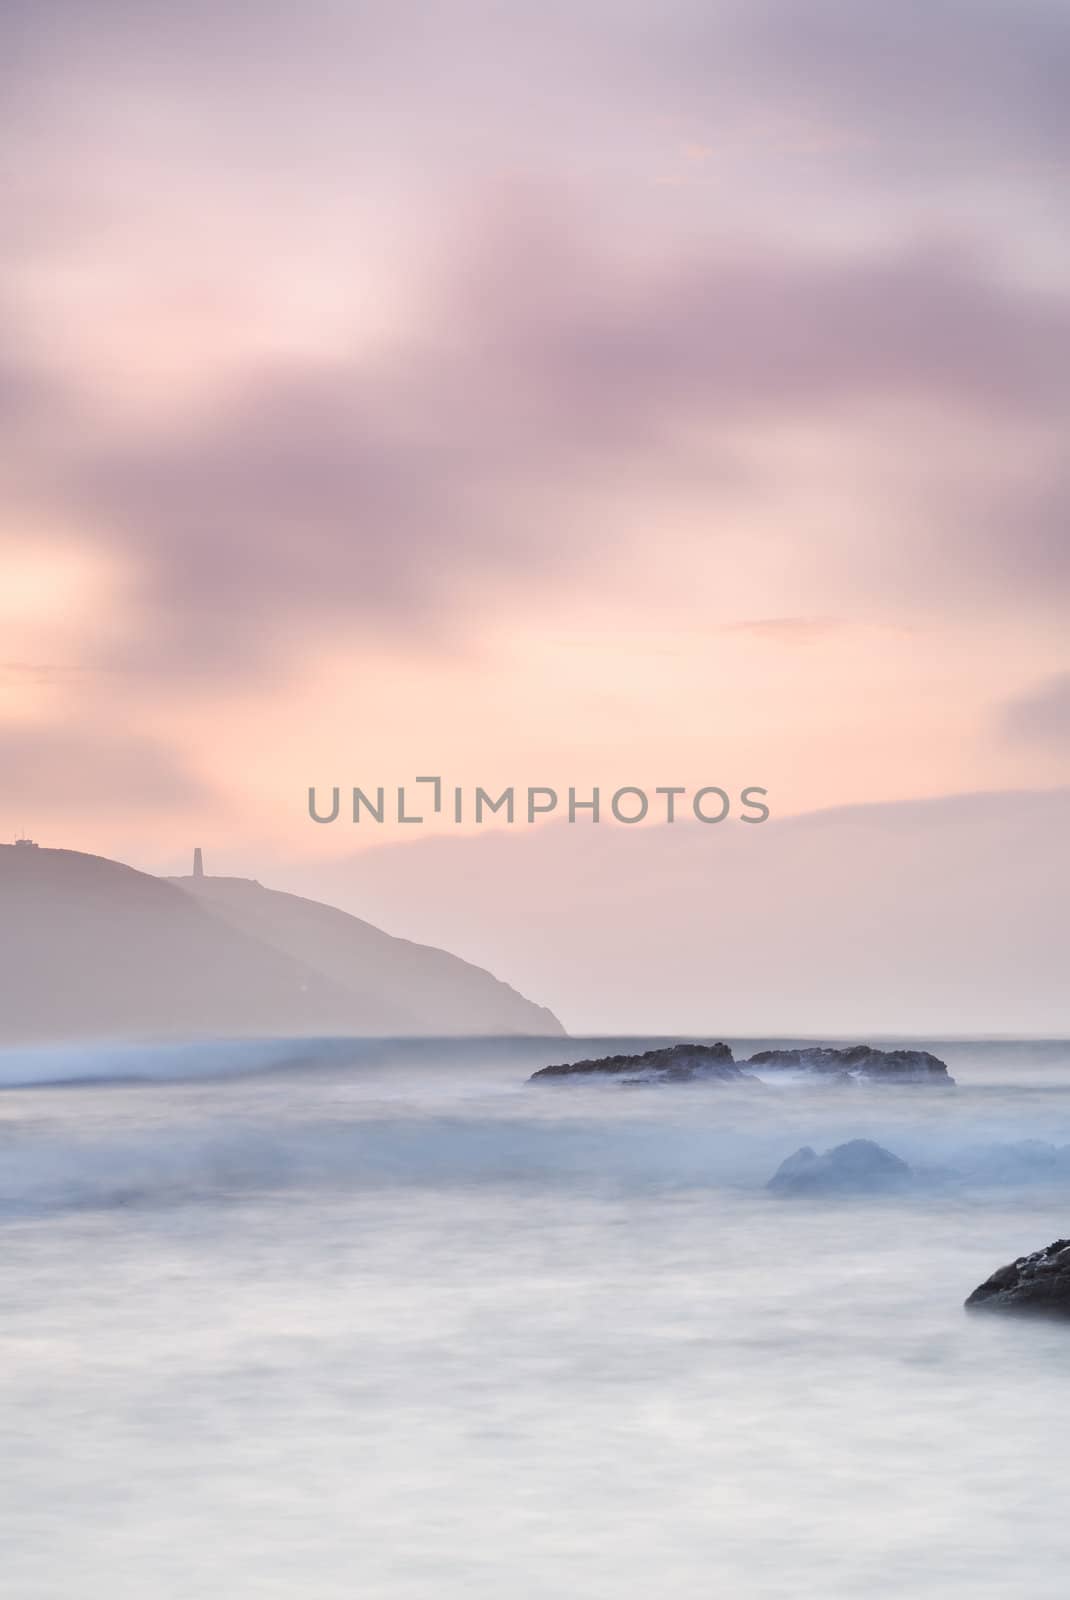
left=3, top=0, right=1069, bottom=891
left=309, top=788, right=1070, bottom=1034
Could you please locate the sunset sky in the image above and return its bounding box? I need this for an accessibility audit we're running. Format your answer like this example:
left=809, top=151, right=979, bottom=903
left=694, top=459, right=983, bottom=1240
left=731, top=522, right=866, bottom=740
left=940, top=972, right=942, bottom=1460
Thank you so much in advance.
left=3, top=0, right=1069, bottom=876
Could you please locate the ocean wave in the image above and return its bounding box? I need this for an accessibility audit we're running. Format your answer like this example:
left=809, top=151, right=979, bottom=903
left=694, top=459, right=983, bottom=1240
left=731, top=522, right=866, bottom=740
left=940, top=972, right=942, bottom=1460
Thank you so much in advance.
left=0, top=1036, right=366, bottom=1089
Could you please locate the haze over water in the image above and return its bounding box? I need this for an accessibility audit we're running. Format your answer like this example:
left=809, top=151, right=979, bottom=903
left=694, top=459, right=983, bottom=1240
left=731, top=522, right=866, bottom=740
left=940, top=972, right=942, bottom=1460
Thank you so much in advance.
left=3, top=1036, right=1069, bottom=1598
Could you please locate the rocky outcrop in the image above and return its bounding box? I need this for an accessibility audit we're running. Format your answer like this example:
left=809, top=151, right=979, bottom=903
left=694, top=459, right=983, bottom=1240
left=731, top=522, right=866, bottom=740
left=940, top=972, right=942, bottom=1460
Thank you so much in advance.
left=965, top=1239, right=1070, bottom=1315
left=531, top=1040, right=954, bottom=1085
left=746, top=1045, right=953, bottom=1085
left=531, top=1042, right=750, bottom=1084
left=768, top=1139, right=913, bottom=1195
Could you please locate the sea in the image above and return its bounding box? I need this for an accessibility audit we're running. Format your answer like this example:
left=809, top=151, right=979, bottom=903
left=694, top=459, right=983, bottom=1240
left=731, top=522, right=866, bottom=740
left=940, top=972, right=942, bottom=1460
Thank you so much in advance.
left=2, top=1034, right=1069, bottom=1599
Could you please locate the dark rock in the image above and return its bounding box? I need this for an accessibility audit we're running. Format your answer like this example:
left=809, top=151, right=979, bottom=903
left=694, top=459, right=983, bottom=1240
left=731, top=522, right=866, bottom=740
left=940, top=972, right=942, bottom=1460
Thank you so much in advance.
left=530, top=1042, right=750, bottom=1084
left=531, top=1040, right=955, bottom=1087
left=965, top=1239, right=1070, bottom=1316
left=768, top=1138, right=913, bottom=1195
left=745, top=1044, right=954, bottom=1086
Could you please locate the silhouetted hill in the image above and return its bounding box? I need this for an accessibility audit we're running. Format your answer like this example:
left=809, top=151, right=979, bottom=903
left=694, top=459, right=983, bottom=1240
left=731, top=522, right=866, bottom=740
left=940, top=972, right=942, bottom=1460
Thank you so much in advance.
left=171, top=872, right=564, bottom=1038
left=0, top=845, right=563, bottom=1045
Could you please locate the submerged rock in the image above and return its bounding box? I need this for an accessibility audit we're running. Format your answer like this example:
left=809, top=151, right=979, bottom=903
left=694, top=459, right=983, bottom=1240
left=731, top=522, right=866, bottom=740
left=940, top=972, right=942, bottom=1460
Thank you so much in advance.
left=965, top=1239, right=1070, bottom=1316
left=530, top=1042, right=750, bottom=1084
left=768, top=1139, right=913, bottom=1195
left=746, top=1045, right=954, bottom=1086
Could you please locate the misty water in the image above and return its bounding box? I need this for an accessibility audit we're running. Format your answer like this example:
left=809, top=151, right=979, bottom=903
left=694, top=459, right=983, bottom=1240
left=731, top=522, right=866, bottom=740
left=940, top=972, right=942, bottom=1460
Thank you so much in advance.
left=3, top=1037, right=1070, bottom=1599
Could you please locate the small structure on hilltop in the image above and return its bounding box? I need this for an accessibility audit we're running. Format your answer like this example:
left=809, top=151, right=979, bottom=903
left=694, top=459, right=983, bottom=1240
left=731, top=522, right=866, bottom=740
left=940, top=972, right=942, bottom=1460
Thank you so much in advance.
left=192, top=847, right=204, bottom=878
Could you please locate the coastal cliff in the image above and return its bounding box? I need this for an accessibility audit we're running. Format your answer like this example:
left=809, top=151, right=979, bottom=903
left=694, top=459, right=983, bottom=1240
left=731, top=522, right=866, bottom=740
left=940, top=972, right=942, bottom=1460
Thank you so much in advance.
left=0, top=845, right=564, bottom=1044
